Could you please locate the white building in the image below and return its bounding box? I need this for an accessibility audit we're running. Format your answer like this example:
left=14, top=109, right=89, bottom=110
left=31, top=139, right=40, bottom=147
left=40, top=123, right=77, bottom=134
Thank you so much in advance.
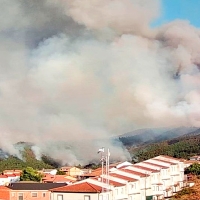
left=0, top=175, right=9, bottom=186
left=50, top=155, right=192, bottom=200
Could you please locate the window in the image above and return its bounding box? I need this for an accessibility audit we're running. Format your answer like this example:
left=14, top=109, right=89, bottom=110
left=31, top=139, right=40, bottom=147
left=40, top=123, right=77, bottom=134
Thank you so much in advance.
left=43, top=193, right=46, bottom=197
left=84, top=195, right=90, bottom=200
left=152, top=174, right=154, bottom=180
left=142, top=191, right=144, bottom=197
left=18, top=193, right=23, bottom=200
left=130, top=183, right=135, bottom=190
left=115, top=188, right=118, bottom=195
left=57, top=195, right=63, bottom=200
left=129, top=196, right=134, bottom=200
left=156, top=186, right=159, bottom=191
left=153, top=186, right=159, bottom=191
left=163, top=180, right=165, bottom=186
left=32, top=193, right=37, bottom=197
left=121, top=188, right=124, bottom=194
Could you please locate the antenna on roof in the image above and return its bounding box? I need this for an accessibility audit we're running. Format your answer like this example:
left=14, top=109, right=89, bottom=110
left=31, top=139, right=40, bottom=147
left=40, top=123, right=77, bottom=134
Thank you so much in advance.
left=98, top=147, right=105, bottom=192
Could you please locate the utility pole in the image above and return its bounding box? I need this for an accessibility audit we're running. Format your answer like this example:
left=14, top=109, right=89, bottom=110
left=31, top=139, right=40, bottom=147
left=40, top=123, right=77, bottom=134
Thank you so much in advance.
left=106, top=149, right=110, bottom=191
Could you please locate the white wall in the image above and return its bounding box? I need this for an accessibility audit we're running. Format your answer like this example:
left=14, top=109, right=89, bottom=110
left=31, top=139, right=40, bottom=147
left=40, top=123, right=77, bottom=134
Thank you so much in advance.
left=51, top=192, right=110, bottom=200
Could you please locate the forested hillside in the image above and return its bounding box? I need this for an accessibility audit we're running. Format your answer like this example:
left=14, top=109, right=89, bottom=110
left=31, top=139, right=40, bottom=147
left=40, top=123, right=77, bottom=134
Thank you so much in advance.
left=129, top=134, right=200, bottom=162
left=0, top=155, right=54, bottom=172
left=0, top=146, right=59, bottom=172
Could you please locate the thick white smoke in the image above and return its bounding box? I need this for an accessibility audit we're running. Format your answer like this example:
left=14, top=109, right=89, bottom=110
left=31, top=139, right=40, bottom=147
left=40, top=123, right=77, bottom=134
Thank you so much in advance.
left=0, top=0, right=200, bottom=165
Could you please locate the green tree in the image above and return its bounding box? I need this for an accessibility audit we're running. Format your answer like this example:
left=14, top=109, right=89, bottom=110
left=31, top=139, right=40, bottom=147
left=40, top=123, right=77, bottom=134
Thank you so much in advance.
left=185, top=163, right=200, bottom=175
left=20, top=167, right=43, bottom=182
left=56, top=170, right=66, bottom=175
left=0, top=156, right=26, bottom=172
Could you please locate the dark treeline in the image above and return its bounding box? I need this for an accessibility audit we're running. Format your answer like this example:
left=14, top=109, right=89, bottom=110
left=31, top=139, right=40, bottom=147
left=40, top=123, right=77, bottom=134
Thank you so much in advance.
left=0, top=156, right=53, bottom=173
left=0, top=147, right=56, bottom=173
left=129, top=135, right=200, bottom=162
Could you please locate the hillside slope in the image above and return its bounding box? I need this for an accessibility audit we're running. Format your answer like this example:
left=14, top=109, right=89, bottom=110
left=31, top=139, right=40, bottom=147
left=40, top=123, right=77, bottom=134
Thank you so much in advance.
left=119, top=126, right=199, bottom=147
left=129, top=132, right=200, bottom=162
left=172, top=176, right=200, bottom=200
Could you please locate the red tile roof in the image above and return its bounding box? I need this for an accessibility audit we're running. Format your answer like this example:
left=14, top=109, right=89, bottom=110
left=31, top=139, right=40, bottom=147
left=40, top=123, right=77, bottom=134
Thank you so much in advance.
left=13, top=173, right=20, bottom=176
left=43, top=175, right=75, bottom=183
left=109, top=173, right=138, bottom=182
left=3, top=170, right=22, bottom=173
left=152, top=158, right=176, bottom=165
left=92, top=177, right=125, bottom=187
left=0, top=186, right=10, bottom=200
left=6, top=174, right=16, bottom=177
left=184, top=160, right=200, bottom=164
left=109, top=180, right=125, bottom=187
left=0, top=175, right=8, bottom=178
left=158, top=155, right=182, bottom=161
left=142, top=162, right=169, bottom=169
left=54, top=176, right=74, bottom=183
left=82, top=168, right=102, bottom=177
left=118, top=166, right=128, bottom=169
left=129, top=165, right=159, bottom=173
left=0, top=186, right=11, bottom=190
left=50, top=182, right=103, bottom=193
left=120, top=169, right=148, bottom=177
left=3, top=170, right=22, bottom=176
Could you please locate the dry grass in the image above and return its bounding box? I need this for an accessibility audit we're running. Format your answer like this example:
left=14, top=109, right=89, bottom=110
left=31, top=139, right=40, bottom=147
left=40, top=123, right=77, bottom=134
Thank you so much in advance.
left=171, top=175, right=200, bottom=200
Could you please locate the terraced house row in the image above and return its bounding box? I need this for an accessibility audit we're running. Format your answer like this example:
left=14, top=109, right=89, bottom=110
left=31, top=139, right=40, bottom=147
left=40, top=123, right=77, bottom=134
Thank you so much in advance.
left=0, top=155, right=193, bottom=200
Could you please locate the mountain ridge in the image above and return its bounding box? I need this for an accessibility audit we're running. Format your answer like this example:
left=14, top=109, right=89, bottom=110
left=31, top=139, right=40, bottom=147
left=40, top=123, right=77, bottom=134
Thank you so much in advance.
left=119, top=126, right=199, bottom=147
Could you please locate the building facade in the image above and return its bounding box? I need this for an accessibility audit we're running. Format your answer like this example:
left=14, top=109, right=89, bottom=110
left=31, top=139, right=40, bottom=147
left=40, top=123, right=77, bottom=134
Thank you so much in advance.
left=51, top=155, right=190, bottom=200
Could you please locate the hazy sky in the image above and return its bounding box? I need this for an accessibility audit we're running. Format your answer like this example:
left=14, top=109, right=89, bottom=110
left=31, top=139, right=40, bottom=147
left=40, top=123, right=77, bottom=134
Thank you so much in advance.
left=1, top=0, right=200, bottom=164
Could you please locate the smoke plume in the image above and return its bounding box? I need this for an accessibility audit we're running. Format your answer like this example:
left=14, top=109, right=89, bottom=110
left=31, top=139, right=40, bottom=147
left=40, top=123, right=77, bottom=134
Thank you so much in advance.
left=0, top=0, right=200, bottom=165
